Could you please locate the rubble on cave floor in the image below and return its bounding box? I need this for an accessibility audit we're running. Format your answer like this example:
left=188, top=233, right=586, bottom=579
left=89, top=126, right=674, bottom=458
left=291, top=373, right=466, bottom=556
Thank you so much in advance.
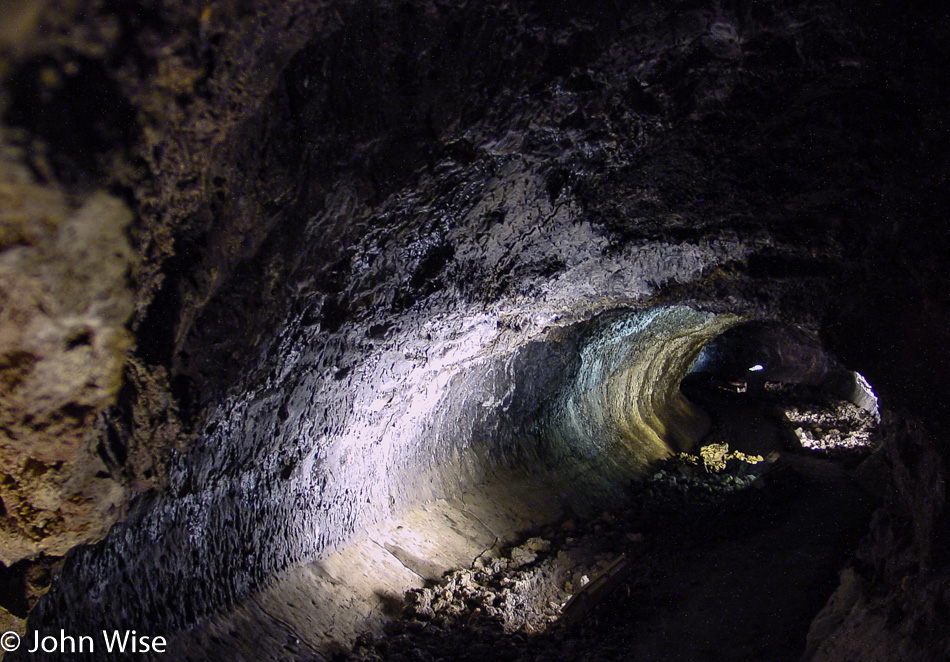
left=778, top=394, right=880, bottom=456
left=335, top=426, right=879, bottom=662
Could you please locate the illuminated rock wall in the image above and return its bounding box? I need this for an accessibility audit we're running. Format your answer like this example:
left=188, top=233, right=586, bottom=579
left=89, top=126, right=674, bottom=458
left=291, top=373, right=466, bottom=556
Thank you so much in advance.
left=542, top=307, right=738, bottom=488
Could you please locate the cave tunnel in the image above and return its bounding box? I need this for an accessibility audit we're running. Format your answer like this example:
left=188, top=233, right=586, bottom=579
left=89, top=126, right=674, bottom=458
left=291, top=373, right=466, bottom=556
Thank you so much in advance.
left=1, top=1, right=950, bottom=660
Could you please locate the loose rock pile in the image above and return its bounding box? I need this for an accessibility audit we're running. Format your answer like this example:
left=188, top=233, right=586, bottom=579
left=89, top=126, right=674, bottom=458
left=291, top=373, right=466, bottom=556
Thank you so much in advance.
left=335, top=387, right=883, bottom=661
left=631, top=444, right=770, bottom=508
left=779, top=395, right=880, bottom=456
left=339, top=445, right=784, bottom=662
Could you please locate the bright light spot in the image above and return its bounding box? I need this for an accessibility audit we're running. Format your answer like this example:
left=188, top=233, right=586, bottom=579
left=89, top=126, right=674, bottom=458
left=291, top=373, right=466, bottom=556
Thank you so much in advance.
left=749, top=364, right=764, bottom=372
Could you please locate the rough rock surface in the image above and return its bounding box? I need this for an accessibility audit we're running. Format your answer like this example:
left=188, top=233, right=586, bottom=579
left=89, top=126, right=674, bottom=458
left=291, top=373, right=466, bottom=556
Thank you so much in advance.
left=0, top=0, right=949, bottom=660
left=0, top=182, right=135, bottom=565
left=781, top=392, right=880, bottom=455
left=0, top=145, right=139, bottom=631
left=343, top=429, right=874, bottom=662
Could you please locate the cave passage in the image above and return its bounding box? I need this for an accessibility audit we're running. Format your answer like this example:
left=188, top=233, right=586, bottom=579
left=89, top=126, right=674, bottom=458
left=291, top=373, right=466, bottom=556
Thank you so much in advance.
left=334, top=318, right=884, bottom=662
left=20, top=306, right=883, bottom=661
left=6, top=1, right=945, bottom=659
left=681, top=321, right=880, bottom=458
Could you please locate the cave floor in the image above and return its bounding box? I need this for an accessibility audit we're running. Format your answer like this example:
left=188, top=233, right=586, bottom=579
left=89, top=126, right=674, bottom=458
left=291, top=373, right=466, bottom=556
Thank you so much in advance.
left=336, top=403, right=880, bottom=662
left=566, top=458, right=874, bottom=662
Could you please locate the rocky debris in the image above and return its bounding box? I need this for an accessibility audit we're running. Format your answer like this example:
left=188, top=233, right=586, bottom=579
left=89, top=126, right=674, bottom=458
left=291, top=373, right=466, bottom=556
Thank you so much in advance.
left=343, top=520, right=640, bottom=662
left=698, top=442, right=763, bottom=473
left=506, top=536, right=551, bottom=569
left=397, top=534, right=613, bottom=637
left=632, top=445, right=769, bottom=506
left=341, top=436, right=855, bottom=662
left=0, top=152, right=143, bottom=550
left=779, top=397, right=880, bottom=455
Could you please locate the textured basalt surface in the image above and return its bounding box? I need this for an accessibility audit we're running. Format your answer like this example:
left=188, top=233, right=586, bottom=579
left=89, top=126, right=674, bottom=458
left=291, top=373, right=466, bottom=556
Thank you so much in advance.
left=1, top=0, right=949, bottom=659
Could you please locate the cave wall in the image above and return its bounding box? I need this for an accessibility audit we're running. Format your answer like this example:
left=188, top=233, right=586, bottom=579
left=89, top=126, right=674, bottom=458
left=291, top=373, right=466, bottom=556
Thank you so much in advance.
left=1, top=0, right=949, bottom=659
left=543, top=306, right=739, bottom=477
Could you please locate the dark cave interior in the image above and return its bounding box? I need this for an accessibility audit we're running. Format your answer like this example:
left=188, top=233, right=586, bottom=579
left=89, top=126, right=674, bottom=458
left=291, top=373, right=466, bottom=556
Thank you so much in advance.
left=1, top=1, right=950, bottom=660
